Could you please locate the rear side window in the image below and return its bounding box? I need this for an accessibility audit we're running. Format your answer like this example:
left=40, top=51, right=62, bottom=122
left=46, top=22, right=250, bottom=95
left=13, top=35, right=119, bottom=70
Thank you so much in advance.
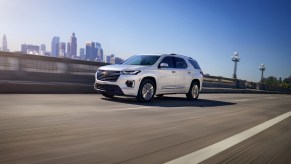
left=160, top=57, right=175, bottom=68
left=174, top=57, right=188, bottom=69
left=189, top=59, right=201, bottom=70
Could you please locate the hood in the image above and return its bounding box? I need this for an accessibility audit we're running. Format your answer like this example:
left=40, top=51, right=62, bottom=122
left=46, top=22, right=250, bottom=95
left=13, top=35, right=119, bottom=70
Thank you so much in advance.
left=98, top=64, right=149, bottom=71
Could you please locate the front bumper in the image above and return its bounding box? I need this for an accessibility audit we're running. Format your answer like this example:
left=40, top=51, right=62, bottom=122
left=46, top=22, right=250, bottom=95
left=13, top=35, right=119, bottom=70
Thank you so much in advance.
left=94, top=83, right=125, bottom=95
left=94, top=74, right=141, bottom=96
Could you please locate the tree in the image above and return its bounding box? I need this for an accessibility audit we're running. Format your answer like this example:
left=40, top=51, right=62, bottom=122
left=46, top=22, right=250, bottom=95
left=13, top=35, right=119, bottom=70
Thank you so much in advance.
left=279, top=77, right=282, bottom=83
left=283, top=76, right=291, bottom=88
left=283, top=76, right=291, bottom=83
left=264, top=76, right=278, bottom=87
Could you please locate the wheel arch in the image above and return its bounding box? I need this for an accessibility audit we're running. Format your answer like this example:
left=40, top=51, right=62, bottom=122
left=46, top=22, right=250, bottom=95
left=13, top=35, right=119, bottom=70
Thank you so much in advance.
left=191, top=79, right=200, bottom=89
left=140, top=76, right=157, bottom=88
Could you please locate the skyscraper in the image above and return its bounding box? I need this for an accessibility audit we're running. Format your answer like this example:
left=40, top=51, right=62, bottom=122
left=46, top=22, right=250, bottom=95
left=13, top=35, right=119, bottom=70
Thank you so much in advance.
left=40, top=44, right=46, bottom=55
left=67, top=42, right=71, bottom=58
left=2, top=34, right=8, bottom=52
left=95, top=42, right=101, bottom=49
left=59, top=42, right=66, bottom=57
left=40, top=44, right=46, bottom=52
left=51, top=36, right=60, bottom=57
left=106, top=54, right=114, bottom=63
left=85, top=42, right=97, bottom=61
left=80, top=48, right=85, bottom=60
left=97, top=47, right=104, bottom=62
left=86, top=42, right=97, bottom=61
left=21, top=44, right=40, bottom=54
left=68, top=33, right=77, bottom=58
left=95, top=42, right=103, bottom=62
left=110, top=56, right=124, bottom=64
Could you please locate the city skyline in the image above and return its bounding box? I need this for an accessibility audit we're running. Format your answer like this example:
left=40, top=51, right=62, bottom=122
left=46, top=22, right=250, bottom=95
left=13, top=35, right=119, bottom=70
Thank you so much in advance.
left=1, top=0, right=291, bottom=81
left=1, top=32, right=121, bottom=63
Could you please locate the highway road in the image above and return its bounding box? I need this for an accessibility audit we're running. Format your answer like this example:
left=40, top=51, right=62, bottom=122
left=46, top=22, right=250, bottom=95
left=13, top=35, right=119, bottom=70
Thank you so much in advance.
left=0, top=93, right=290, bottom=164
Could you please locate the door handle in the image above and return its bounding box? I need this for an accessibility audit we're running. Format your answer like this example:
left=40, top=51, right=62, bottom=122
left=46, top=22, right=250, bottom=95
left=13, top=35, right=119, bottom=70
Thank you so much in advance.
left=172, top=71, right=176, bottom=73
left=188, top=71, right=191, bottom=74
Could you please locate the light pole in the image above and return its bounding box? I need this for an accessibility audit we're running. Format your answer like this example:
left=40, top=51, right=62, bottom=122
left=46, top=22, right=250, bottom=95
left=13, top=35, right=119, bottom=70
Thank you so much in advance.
left=231, top=52, right=240, bottom=79
left=259, top=64, right=266, bottom=83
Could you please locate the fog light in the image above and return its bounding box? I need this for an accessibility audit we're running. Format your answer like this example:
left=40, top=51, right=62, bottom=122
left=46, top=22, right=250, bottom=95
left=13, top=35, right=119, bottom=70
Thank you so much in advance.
left=125, top=80, right=135, bottom=88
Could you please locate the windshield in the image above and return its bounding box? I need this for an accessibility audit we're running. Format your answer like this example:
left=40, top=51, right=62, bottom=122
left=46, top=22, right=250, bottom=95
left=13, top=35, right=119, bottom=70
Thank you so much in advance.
left=122, top=55, right=161, bottom=66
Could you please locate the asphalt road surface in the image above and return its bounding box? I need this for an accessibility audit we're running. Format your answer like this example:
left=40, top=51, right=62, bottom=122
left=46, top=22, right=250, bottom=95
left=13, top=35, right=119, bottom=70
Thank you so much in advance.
left=0, top=94, right=290, bottom=164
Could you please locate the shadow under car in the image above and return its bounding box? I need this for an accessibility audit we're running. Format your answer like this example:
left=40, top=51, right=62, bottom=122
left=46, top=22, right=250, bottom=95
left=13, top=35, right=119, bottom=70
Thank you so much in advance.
left=100, top=95, right=236, bottom=108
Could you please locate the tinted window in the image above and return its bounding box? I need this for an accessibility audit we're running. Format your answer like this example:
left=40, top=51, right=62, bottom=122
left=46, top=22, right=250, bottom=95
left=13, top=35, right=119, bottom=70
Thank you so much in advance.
left=160, top=57, right=175, bottom=68
left=174, top=57, right=188, bottom=69
left=122, top=55, right=161, bottom=66
left=189, top=59, right=201, bottom=70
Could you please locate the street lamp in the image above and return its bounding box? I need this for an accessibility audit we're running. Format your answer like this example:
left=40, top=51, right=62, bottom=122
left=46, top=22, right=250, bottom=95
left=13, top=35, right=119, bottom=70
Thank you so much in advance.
left=259, top=64, right=266, bottom=83
left=231, top=52, right=240, bottom=79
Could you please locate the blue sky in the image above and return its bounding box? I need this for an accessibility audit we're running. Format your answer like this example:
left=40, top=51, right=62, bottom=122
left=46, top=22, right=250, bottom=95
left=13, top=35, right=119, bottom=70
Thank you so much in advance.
left=0, top=0, right=290, bottom=81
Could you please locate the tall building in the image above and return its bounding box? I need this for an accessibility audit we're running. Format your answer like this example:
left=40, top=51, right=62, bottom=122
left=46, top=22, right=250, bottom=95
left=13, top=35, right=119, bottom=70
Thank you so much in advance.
left=21, top=44, right=27, bottom=53
left=67, top=42, right=71, bottom=57
left=85, top=42, right=98, bottom=61
left=21, top=44, right=40, bottom=55
left=106, top=54, right=114, bottom=63
left=2, top=34, right=8, bottom=52
left=59, top=42, right=66, bottom=57
left=94, top=42, right=103, bottom=62
left=68, top=33, right=77, bottom=58
left=80, top=48, right=85, bottom=60
left=40, top=44, right=46, bottom=55
left=97, top=48, right=104, bottom=62
left=110, top=57, right=124, bottom=64
left=51, top=36, right=60, bottom=57
left=95, top=42, right=101, bottom=49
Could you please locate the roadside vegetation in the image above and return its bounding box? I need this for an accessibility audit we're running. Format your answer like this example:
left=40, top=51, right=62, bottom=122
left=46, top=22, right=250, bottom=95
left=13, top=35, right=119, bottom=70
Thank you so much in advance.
left=264, top=76, right=291, bottom=89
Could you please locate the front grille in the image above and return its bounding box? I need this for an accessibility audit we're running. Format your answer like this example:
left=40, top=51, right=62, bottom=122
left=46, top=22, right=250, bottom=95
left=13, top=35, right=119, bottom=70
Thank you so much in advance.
left=95, top=83, right=124, bottom=95
left=97, top=70, right=120, bottom=82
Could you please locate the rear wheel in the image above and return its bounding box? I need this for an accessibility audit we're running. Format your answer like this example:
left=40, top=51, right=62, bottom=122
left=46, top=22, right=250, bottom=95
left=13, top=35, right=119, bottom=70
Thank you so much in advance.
left=137, top=79, right=156, bottom=102
left=186, top=81, right=199, bottom=100
left=101, top=92, right=114, bottom=98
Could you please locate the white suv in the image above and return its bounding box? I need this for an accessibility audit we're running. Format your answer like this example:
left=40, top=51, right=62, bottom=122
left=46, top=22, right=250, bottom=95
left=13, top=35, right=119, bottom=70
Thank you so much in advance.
left=94, top=54, right=203, bottom=102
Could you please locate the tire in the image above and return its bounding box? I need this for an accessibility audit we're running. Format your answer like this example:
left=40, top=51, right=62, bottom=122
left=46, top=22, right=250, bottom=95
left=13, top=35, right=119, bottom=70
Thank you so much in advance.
left=186, top=81, right=199, bottom=100
left=137, top=79, right=156, bottom=102
left=101, top=92, right=114, bottom=98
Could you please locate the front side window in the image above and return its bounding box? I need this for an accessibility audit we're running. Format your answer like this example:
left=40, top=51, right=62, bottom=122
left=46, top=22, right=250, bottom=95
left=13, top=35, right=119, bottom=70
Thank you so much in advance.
left=160, top=56, right=175, bottom=68
left=174, top=57, right=188, bottom=69
left=122, top=55, right=161, bottom=66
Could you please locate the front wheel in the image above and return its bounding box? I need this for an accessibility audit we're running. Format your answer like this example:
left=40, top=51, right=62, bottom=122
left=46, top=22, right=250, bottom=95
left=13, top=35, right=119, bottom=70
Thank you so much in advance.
left=186, top=82, right=200, bottom=100
left=137, top=79, right=156, bottom=102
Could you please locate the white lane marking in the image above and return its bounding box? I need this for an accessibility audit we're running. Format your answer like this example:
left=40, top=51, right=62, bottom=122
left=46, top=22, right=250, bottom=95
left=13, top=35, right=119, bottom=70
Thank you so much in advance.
left=165, top=110, right=291, bottom=164
left=113, top=106, right=152, bottom=111
left=232, top=99, right=249, bottom=102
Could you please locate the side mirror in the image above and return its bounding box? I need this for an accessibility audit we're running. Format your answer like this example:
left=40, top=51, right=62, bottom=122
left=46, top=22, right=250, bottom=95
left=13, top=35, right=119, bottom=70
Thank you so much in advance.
left=159, top=63, right=169, bottom=68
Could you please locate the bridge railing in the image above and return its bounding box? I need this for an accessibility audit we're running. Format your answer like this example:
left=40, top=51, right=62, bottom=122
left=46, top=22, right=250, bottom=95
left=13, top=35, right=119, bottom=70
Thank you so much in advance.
left=0, top=51, right=106, bottom=75
left=0, top=51, right=257, bottom=89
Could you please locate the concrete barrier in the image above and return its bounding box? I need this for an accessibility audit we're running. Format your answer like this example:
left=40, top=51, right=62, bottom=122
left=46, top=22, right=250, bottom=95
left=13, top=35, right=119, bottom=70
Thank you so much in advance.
left=1, top=51, right=287, bottom=94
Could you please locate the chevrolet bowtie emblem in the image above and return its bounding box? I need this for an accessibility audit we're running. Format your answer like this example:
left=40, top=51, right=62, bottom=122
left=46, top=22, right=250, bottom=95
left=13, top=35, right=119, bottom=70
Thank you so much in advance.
left=102, top=71, right=108, bottom=75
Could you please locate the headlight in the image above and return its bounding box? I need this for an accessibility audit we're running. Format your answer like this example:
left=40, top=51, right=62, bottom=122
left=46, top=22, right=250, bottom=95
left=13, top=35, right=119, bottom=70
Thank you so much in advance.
left=121, top=70, right=141, bottom=75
